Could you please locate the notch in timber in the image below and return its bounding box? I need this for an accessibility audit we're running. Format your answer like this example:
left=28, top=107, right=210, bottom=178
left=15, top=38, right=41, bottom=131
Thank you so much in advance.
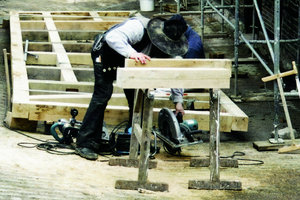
left=66, top=88, right=79, bottom=92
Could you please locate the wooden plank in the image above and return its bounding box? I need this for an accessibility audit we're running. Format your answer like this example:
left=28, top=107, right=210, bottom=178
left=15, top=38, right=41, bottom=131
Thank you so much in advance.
left=43, top=12, right=77, bottom=82
left=28, top=80, right=94, bottom=93
left=22, top=30, right=100, bottom=41
left=26, top=65, right=93, bottom=81
left=125, top=58, right=232, bottom=69
left=20, top=20, right=121, bottom=30
left=10, top=11, right=30, bottom=118
left=26, top=51, right=92, bottom=66
left=117, top=67, right=231, bottom=89
left=252, top=139, right=300, bottom=151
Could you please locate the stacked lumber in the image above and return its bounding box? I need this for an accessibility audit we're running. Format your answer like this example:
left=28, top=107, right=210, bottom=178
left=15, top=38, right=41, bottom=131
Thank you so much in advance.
left=8, top=11, right=248, bottom=132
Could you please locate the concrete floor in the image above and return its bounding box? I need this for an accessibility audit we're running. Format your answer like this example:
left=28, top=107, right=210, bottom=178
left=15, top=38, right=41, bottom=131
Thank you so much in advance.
left=0, top=0, right=300, bottom=199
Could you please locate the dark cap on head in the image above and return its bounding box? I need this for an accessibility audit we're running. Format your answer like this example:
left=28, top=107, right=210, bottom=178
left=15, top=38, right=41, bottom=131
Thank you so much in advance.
left=147, top=14, right=188, bottom=56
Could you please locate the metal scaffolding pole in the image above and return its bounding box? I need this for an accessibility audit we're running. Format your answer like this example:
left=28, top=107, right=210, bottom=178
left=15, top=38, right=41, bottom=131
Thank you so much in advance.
left=200, top=0, right=205, bottom=39
left=253, top=0, right=274, bottom=63
left=273, top=0, right=281, bottom=143
left=233, top=0, right=240, bottom=96
left=298, top=5, right=300, bottom=68
left=205, top=0, right=274, bottom=76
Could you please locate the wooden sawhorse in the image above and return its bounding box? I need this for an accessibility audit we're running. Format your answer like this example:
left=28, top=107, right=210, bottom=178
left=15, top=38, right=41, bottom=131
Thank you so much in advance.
left=109, top=58, right=241, bottom=191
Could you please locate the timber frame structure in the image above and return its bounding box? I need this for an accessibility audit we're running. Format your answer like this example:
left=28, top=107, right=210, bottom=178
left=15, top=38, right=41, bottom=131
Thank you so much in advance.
left=7, top=10, right=248, bottom=133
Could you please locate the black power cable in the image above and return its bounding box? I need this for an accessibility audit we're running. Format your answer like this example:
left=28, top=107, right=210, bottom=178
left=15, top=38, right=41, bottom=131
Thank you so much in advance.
left=221, top=151, right=264, bottom=166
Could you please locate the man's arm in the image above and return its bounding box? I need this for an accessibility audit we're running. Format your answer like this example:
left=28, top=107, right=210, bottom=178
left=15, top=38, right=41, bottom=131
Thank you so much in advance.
left=105, top=19, right=150, bottom=64
left=171, top=88, right=185, bottom=115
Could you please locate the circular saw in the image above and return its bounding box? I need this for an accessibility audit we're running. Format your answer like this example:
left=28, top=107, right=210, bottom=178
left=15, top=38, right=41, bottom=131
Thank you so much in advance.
left=155, top=108, right=203, bottom=154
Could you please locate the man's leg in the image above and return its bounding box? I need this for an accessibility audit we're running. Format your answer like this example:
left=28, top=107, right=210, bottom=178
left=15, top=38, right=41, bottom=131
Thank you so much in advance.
left=124, top=89, right=135, bottom=132
left=76, top=62, right=114, bottom=160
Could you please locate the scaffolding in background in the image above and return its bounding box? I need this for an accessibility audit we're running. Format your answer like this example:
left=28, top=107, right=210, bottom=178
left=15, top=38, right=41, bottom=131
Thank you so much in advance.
left=160, top=0, right=300, bottom=142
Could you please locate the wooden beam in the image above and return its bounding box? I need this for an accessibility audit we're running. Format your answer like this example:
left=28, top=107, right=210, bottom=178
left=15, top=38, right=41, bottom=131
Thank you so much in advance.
left=220, top=91, right=248, bottom=132
left=10, top=11, right=30, bottom=118
left=28, top=93, right=192, bottom=108
left=43, top=12, right=77, bottom=82
left=28, top=80, right=94, bottom=94
left=20, top=20, right=121, bottom=30
left=117, top=67, right=231, bottom=89
left=125, top=58, right=232, bottom=69
left=22, top=30, right=100, bottom=41
left=25, top=51, right=92, bottom=66
left=16, top=101, right=234, bottom=131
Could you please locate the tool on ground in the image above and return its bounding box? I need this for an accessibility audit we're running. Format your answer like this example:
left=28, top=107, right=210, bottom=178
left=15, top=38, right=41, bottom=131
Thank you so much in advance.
left=262, top=61, right=300, bottom=153
left=152, top=108, right=203, bottom=155
left=50, top=108, right=113, bottom=153
left=50, top=109, right=157, bottom=155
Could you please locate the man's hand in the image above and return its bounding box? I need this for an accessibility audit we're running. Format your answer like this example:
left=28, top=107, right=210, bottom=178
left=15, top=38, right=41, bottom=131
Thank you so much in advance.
left=175, top=102, right=185, bottom=116
left=129, top=52, right=151, bottom=64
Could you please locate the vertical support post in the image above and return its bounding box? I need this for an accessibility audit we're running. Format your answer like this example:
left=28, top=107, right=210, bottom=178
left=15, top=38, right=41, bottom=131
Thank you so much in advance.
left=297, top=5, right=300, bottom=68
left=129, top=89, right=144, bottom=160
left=138, top=90, right=154, bottom=183
left=233, top=0, right=240, bottom=96
left=177, top=0, right=181, bottom=13
left=221, top=0, right=224, bottom=32
left=251, top=1, right=256, bottom=58
left=200, top=0, right=205, bottom=39
left=209, top=89, right=220, bottom=183
left=273, top=0, right=281, bottom=143
left=188, top=89, right=241, bottom=190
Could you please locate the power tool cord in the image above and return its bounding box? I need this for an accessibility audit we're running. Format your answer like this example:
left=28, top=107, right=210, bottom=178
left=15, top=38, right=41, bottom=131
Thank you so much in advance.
left=220, top=151, right=264, bottom=165
left=4, top=120, right=131, bottom=156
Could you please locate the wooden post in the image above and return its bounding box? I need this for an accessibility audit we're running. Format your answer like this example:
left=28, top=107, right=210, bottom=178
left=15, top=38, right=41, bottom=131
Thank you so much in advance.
left=115, top=90, right=168, bottom=192
left=129, top=89, right=144, bottom=160
left=188, top=89, right=242, bottom=190
left=138, top=90, right=153, bottom=183
left=209, top=89, right=220, bottom=182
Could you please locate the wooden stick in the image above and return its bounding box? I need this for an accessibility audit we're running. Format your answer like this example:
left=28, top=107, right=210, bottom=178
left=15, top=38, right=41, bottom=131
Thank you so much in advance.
left=276, top=78, right=295, bottom=144
left=3, top=49, right=11, bottom=111
left=262, top=63, right=298, bottom=82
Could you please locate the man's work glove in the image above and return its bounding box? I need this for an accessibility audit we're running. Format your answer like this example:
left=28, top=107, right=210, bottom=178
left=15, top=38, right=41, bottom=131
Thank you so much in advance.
left=175, top=102, right=185, bottom=116
left=129, top=52, right=151, bottom=64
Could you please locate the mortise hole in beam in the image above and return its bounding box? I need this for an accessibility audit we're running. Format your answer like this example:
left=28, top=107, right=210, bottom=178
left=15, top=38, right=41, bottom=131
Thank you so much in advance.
left=66, top=88, right=79, bottom=92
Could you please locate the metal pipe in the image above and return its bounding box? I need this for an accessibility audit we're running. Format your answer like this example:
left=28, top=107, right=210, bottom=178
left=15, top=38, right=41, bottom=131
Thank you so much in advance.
left=273, top=0, right=281, bottom=143
left=297, top=5, right=300, bottom=69
left=24, top=39, right=29, bottom=62
left=204, top=5, right=254, bottom=9
left=177, top=0, right=180, bottom=13
left=233, top=0, right=240, bottom=96
left=200, top=0, right=205, bottom=39
left=240, top=38, right=299, bottom=44
left=253, top=0, right=274, bottom=63
left=251, top=1, right=256, bottom=58
left=221, top=0, right=224, bottom=32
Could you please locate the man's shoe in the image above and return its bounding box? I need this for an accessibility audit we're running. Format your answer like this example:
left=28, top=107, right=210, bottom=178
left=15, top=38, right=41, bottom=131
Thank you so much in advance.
left=75, top=147, right=98, bottom=160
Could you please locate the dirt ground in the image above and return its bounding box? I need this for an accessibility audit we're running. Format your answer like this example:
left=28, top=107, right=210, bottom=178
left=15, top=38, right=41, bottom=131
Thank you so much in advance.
left=1, top=0, right=300, bottom=199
